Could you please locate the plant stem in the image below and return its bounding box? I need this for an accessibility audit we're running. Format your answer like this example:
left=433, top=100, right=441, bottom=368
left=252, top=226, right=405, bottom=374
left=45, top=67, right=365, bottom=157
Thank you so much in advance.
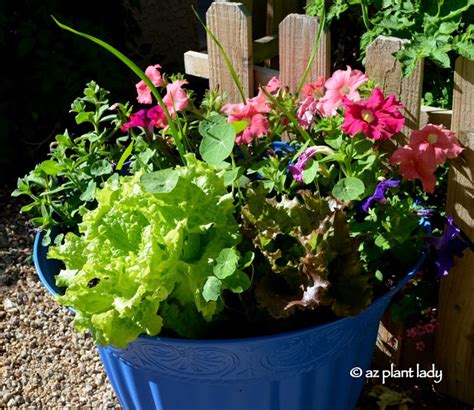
left=296, top=5, right=326, bottom=95
left=260, top=87, right=315, bottom=145
left=192, top=6, right=247, bottom=104
left=52, top=16, right=187, bottom=165
left=360, top=0, right=371, bottom=31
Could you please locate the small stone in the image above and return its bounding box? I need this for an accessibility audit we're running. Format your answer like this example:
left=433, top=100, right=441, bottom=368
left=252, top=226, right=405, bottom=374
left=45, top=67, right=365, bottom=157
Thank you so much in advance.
left=3, top=298, right=18, bottom=312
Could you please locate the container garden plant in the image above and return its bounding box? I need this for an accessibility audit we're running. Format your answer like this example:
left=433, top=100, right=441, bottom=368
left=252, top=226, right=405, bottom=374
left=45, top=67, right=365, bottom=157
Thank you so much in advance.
left=13, top=16, right=472, bottom=410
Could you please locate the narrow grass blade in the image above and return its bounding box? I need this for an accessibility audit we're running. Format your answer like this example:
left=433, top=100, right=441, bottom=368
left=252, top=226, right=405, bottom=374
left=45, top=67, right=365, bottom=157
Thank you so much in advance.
left=51, top=16, right=187, bottom=164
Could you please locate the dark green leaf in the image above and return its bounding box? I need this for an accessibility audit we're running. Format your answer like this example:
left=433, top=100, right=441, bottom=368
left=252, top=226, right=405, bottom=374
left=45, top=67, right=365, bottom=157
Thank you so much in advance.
left=222, top=270, right=251, bottom=293
left=395, top=47, right=421, bottom=78
left=332, top=177, right=365, bottom=201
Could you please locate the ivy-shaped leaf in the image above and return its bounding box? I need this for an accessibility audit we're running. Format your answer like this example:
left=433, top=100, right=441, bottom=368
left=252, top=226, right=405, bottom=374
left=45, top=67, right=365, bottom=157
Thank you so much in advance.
left=332, top=177, right=365, bottom=201
left=140, top=169, right=180, bottom=193
left=199, top=115, right=236, bottom=165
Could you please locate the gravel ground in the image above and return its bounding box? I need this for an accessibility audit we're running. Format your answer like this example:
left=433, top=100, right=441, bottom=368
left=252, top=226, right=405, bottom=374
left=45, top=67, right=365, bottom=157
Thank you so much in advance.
left=0, top=189, right=121, bottom=409
left=1, top=187, right=470, bottom=410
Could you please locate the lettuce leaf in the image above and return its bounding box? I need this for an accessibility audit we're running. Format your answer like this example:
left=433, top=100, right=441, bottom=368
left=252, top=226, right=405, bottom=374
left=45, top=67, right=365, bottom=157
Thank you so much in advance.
left=49, top=154, right=244, bottom=347
left=242, top=185, right=372, bottom=319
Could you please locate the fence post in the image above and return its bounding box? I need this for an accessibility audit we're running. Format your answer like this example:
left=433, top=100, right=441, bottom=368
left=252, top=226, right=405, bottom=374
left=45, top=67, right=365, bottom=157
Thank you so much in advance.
left=435, top=56, right=474, bottom=406
left=207, top=2, right=254, bottom=102
left=365, top=36, right=423, bottom=144
left=279, top=14, right=330, bottom=93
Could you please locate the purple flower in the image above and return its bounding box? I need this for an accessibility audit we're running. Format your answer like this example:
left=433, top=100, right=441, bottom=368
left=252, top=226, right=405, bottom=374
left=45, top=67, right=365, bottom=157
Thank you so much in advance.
left=289, top=146, right=333, bottom=183
left=428, top=216, right=473, bottom=277
left=360, top=179, right=400, bottom=212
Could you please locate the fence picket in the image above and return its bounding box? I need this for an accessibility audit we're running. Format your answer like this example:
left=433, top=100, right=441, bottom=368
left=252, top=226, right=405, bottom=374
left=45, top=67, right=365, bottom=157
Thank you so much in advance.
left=436, top=56, right=474, bottom=406
left=279, top=14, right=330, bottom=93
left=207, top=2, right=254, bottom=102
left=365, top=36, right=423, bottom=144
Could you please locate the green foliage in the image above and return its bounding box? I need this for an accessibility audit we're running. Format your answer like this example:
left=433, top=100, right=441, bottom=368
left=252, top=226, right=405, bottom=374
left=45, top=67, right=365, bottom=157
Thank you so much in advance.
left=198, top=114, right=237, bottom=165
left=12, top=82, right=137, bottom=245
left=351, top=194, right=425, bottom=279
left=242, top=184, right=373, bottom=318
left=306, top=0, right=474, bottom=78
left=332, top=177, right=365, bottom=201
left=15, top=19, right=449, bottom=346
left=48, top=155, right=246, bottom=346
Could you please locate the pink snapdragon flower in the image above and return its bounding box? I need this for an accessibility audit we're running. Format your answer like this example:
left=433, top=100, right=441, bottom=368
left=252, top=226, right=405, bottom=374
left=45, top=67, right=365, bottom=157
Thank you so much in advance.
left=341, top=88, right=405, bottom=140
left=136, top=64, right=164, bottom=104
left=390, top=145, right=437, bottom=193
left=302, top=77, right=325, bottom=99
left=163, top=79, right=189, bottom=116
left=317, top=66, right=368, bottom=116
left=409, top=124, right=464, bottom=165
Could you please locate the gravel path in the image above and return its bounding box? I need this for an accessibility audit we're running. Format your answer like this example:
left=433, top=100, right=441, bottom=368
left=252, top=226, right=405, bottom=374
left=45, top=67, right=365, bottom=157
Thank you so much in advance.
left=0, top=190, right=121, bottom=409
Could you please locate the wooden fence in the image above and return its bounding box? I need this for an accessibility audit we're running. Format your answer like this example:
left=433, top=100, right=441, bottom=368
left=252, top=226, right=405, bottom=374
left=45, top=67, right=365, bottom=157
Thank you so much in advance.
left=184, top=1, right=474, bottom=405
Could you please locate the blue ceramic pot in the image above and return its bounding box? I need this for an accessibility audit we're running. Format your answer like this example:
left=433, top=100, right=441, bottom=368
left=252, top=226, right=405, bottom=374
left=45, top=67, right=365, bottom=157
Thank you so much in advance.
left=33, top=231, right=422, bottom=410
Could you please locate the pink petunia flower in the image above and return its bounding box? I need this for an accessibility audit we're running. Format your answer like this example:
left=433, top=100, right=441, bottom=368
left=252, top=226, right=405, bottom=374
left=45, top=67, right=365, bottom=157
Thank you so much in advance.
left=242, top=113, right=270, bottom=145
left=147, top=105, right=168, bottom=128
left=222, top=102, right=270, bottom=145
left=222, top=77, right=282, bottom=145
left=246, top=76, right=282, bottom=114
left=265, top=76, right=282, bottom=94
left=120, top=109, right=149, bottom=131
left=297, top=96, right=319, bottom=129
left=302, top=77, right=325, bottom=99
left=409, top=124, right=464, bottom=166
left=120, top=105, right=168, bottom=132
left=316, top=66, right=368, bottom=116
left=341, top=88, right=405, bottom=140
left=390, top=145, right=437, bottom=193
left=163, top=79, right=189, bottom=116
left=136, top=64, right=164, bottom=104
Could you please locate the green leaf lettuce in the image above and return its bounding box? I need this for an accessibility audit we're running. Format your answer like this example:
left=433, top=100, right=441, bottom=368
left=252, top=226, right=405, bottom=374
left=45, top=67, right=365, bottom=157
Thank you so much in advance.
left=49, top=154, right=244, bottom=347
